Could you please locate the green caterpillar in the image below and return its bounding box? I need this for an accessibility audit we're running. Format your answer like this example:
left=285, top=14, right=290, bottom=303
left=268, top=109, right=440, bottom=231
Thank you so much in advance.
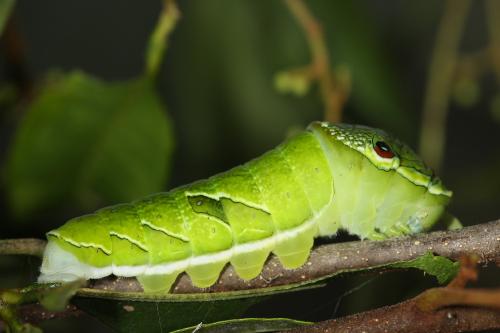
left=38, top=122, right=452, bottom=292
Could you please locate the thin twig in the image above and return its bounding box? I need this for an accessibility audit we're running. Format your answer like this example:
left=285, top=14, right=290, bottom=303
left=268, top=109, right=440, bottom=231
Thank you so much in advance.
left=284, top=0, right=345, bottom=123
left=419, top=0, right=471, bottom=172
left=0, top=239, right=46, bottom=257
left=417, top=287, right=500, bottom=312
left=144, top=0, right=180, bottom=81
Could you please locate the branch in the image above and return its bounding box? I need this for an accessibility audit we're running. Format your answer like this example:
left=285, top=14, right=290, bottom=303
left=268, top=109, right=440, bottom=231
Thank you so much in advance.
left=88, top=219, right=500, bottom=293
left=285, top=256, right=500, bottom=333
left=0, top=238, right=45, bottom=257
left=282, top=0, right=347, bottom=123
left=284, top=299, right=500, bottom=333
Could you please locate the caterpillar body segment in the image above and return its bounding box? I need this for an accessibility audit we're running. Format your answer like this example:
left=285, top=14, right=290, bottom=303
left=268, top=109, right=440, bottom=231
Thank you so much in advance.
left=39, top=122, right=452, bottom=292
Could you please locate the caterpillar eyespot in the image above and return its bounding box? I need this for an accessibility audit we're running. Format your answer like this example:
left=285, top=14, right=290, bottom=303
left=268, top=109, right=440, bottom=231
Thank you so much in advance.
left=374, top=141, right=394, bottom=159
left=38, top=121, right=452, bottom=293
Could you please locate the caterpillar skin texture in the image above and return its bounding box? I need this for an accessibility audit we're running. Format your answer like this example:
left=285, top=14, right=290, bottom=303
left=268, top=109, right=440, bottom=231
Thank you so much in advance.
left=39, top=122, right=452, bottom=292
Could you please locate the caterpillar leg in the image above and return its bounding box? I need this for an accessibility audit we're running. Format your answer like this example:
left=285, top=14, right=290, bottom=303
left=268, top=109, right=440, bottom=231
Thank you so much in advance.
left=231, top=243, right=273, bottom=280
left=137, top=270, right=182, bottom=292
left=273, top=222, right=317, bottom=269
left=186, top=260, right=228, bottom=288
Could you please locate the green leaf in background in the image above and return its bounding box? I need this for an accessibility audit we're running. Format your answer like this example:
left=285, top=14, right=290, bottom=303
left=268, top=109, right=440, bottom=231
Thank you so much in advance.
left=390, top=252, right=459, bottom=284
left=5, top=71, right=174, bottom=219
left=0, top=0, right=14, bottom=36
left=171, top=317, right=312, bottom=333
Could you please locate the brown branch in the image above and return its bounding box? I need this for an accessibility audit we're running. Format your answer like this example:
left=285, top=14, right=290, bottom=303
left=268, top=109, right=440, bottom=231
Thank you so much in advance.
left=419, top=0, right=471, bottom=172
left=285, top=255, right=500, bottom=333
left=284, top=300, right=500, bottom=333
left=283, top=0, right=346, bottom=123
left=88, top=219, right=500, bottom=293
left=0, top=238, right=46, bottom=257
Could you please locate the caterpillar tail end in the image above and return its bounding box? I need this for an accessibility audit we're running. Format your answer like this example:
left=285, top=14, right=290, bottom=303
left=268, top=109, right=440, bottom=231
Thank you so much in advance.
left=38, top=240, right=109, bottom=284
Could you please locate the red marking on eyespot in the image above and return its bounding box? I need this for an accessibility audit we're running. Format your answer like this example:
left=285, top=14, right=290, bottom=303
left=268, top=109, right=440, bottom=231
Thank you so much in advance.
left=374, top=141, right=394, bottom=159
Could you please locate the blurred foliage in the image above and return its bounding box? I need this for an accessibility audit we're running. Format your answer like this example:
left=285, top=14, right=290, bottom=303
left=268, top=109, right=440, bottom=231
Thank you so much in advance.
left=274, top=68, right=313, bottom=97
left=5, top=71, right=173, bottom=220
left=167, top=0, right=411, bottom=179
left=0, top=0, right=14, bottom=35
left=491, top=93, right=500, bottom=122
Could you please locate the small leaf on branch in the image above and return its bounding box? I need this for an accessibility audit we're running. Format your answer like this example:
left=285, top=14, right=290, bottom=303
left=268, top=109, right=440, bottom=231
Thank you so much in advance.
left=390, top=252, right=460, bottom=284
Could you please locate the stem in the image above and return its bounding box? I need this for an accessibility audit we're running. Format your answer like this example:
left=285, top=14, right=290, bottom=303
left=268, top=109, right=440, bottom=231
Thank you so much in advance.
left=417, top=288, right=500, bottom=312
left=284, top=0, right=344, bottom=123
left=419, top=0, right=471, bottom=172
left=144, top=0, right=180, bottom=81
left=0, top=239, right=46, bottom=257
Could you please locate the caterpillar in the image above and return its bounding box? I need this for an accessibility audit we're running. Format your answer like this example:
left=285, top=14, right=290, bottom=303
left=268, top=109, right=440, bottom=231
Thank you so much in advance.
left=38, top=121, right=452, bottom=292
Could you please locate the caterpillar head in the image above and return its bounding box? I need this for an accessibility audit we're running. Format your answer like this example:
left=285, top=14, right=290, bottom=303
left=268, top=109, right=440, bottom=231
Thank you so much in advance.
left=311, top=121, right=451, bottom=197
left=310, top=121, right=452, bottom=235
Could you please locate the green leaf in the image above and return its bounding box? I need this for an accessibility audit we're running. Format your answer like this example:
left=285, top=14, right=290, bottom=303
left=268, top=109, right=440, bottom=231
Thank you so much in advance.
left=38, top=280, right=85, bottom=312
left=171, top=318, right=312, bottom=333
left=74, top=295, right=259, bottom=333
left=0, top=282, right=83, bottom=332
left=274, top=69, right=312, bottom=97
left=72, top=283, right=321, bottom=332
left=390, top=252, right=459, bottom=284
left=0, top=0, right=14, bottom=36
left=5, top=71, right=174, bottom=219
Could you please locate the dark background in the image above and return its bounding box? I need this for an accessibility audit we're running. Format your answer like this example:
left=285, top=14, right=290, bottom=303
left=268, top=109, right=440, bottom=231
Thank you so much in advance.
left=1, top=1, right=499, bottom=332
